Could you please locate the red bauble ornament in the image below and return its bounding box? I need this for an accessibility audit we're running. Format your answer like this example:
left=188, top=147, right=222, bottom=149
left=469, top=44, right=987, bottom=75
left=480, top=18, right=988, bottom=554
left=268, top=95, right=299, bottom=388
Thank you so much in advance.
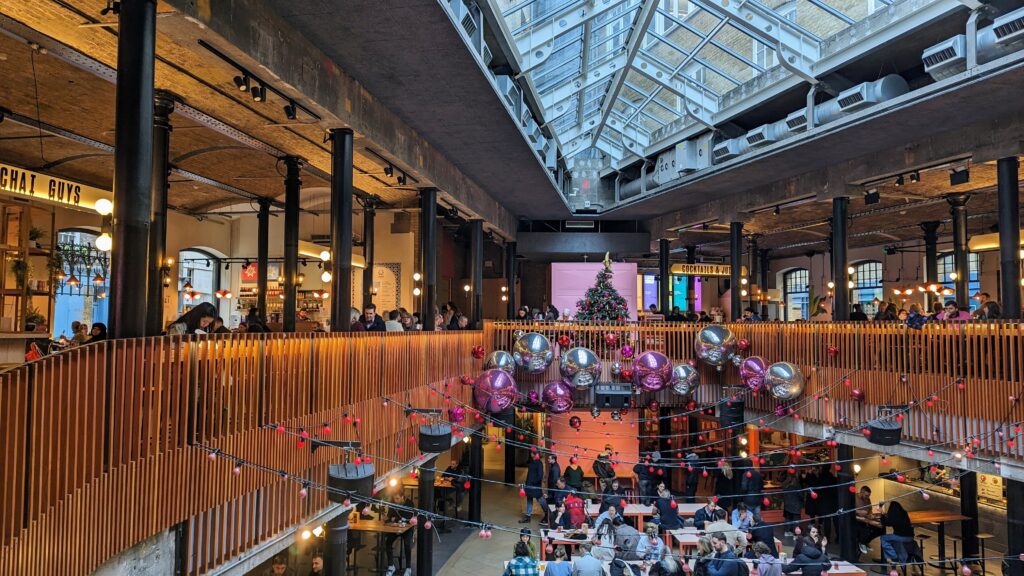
left=620, top=368, right=634, bottom=382
left=558, top=335, right=571, bottom=348
left=827, top=344, right=839, bottom=357
left=604, top=332, right=618, bottom=347
left=461, top=375, right=476, bottom=386
left=409, top=516, right=419, bottom=526
left=850, top=389, right=865, bottom=402
left=648, top=400, right=661, bottom=412
left=810, top=491, right=818, bottom=500
left=471, top=345, right=486, bottom=359
left=737, top=338, right=751, bottom=352
left=276, top=424, right=286, bottom=435
left=669, top=500, right=678, bottom=509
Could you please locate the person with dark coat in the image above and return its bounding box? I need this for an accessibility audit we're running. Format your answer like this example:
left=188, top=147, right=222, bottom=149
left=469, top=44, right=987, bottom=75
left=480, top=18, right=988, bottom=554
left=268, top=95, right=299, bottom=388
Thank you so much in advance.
left=562, top=458, right=585, bottom=492
left=520, top=455, right=545, bottom=523
left=600, top=479, right=627, bottom=513
left=812, top=465, right=839, bottom=539
left=740, top=462, right=764, bottom=513
left=359, top=304, right=386, bottom=332
left=653, top=493, right=684, bottom=530
left=714, top=461, right=737, bottom=509
left=684, top=454, right=702, bottom=503
left=87, top=322, right=108, bottom=343
left=781, top=473, right=805, bottom=537
left=693, top=497, right=719, bottom=530
left=801, top=469, right=819, bottom=521
left=879, top=501, right=916, bottom=563
left=167, top=302, right=218, bottom=335
left=707, top=533, right=740, bottom=576
left=633, top=456, right=654, bottom=505
left=747, top=513, right=778, bottom=557
left=782, top=539, right=830, bottom=576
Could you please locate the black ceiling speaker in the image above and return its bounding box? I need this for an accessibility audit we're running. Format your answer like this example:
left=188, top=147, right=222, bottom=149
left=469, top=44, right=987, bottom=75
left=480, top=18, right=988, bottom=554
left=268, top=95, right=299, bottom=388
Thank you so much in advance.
left=327, top=462, right=375, bottom=503
left=595, top=384, right=632, bottom=409
left=418, top=423, right=452, bottom=453
left=866, top=418, right=902, bottom=446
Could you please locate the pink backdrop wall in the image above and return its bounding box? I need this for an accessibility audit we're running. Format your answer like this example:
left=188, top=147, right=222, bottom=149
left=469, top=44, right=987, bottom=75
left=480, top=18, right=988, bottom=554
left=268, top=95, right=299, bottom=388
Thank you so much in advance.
left=551, top=262, right=638, bottom=321
left=549, top=410, right=639, bottom=478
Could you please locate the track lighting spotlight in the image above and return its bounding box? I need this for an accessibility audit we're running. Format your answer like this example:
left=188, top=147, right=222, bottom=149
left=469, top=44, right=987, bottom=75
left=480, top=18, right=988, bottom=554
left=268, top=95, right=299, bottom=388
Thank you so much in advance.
left=250, top=85, right=266, bottom=102
left=397, top=173, right=407, bottom=186
left=233, top=75, right=250, bottom=92
left=283, top=102, right=297, bottom=120
left=949, top=168, right=969, bottom=186
left=773, top=205, right=780, bottom=216
left=384, top=164, right=394, bottom=178
left=894, top=175, right=904, bottom=187
left=909, top=171, right=920, bottom=183
left=864, top=189, right=880, bottom=205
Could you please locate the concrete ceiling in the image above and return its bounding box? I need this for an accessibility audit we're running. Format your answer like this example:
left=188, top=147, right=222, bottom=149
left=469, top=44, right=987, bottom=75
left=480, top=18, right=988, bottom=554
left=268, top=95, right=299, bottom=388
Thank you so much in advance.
left=261, top=0, right=570, bottom=220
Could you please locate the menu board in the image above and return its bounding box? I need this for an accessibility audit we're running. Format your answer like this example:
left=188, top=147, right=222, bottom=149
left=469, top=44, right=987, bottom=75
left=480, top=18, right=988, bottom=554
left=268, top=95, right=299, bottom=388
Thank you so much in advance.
left=350, top=263, right=402, bottom=311
left=977, top=473, right=1004, bottom=502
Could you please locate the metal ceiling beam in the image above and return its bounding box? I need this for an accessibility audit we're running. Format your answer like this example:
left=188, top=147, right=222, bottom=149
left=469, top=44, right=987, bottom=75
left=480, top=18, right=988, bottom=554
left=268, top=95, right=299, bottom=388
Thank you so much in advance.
left=510, top=0, right=643, bottom=72
left=650, top=12, right=760, bottom=81
left=591, top=0, right=661, bottom=147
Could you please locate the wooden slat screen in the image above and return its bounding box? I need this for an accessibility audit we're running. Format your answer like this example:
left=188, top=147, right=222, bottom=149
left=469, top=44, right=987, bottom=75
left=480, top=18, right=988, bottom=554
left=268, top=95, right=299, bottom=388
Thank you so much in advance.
left=0, top=330, right=478, bottom=574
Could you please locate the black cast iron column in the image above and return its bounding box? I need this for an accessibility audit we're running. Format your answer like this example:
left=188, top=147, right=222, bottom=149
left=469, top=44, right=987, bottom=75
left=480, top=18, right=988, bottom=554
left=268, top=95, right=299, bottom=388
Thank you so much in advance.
left=505, top=241, right=517, bottom=320
left=998, top=157, right=1021, bottom=318
left=685, top=246, right=697, bottom=312
left=948, top=194, right=971, bottom=306
left=659, top=238, right=670, bottom=314
left=831, top=197, right=850, bottom=320
left=747, top=235, right=759, bottom=310
left=922, top=221, right=941, bottom=310
left=961, top=471, right=979, bottom=562
left=470, top=220, right=484, bottom=329
left=283, top=156, right=301, bottom=332
left=729, top=222, right=743, bottom=320
left=329, top=128, right=354, bottom=331
left=256, top=199, right=270, bottom=320
left=1008, top=478, right=1024, bottom=576
left=420, top=189, right=438, bottom=331
left=416, top=458, right=437, bottom=576
left=759, top=249, right=770, bottom=319
left=146, top=90, right=174, bottom=336
left=836, top=444, right=857, bottom=562
left=469, top=432, right=483, bottom=522
left=109, top=0, right=157, bottom=339
left=326, top=513, right=349, bottom=575
left=362, top=200, right=376, bottom=309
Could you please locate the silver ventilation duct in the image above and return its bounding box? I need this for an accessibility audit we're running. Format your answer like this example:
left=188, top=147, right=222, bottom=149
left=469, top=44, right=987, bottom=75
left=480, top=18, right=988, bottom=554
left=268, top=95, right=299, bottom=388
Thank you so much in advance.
left=923, top=6, right=1024, bottom=81
left=711, top=74, right=909, bottom=163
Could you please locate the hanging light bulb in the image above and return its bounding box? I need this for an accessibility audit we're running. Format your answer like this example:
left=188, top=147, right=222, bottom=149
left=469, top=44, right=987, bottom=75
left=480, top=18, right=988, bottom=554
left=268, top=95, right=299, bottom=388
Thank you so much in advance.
left=319, top=250, right=331, bottom=261
left=183, top=281, right=193, bottom=292
left=320, top=290, right=329, bottom=299
left=847, top=266, right=855, bottom=275
left=92, top=273, right=105, bottom=285
left=66, top=274, right=80, bottom=287
left=94, top=198, right=114, bottom=216
left=297, top=273, right=305, bottom=285
left=95, top=232, right=112, bottom=252
left=55, top=270, right=66, bottom=281
left=413, top=287, right=421, bottom=296
left=321, top=270, right=332, bottom=283
left=847, top=280, right=854, bottom=289
left=413, top=272, right=422, bottom=282
left=827, top=281, right=835, bottom=289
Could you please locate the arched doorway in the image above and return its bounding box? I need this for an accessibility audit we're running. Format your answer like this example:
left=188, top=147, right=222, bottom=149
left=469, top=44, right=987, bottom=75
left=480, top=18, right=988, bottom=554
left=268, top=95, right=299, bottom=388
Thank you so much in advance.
left=52, top=228, right=109, bottom=338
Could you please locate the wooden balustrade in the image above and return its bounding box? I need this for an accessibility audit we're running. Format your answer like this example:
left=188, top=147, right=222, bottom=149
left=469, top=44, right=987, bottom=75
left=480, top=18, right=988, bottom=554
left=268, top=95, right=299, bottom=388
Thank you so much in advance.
left=485, top=321, right=1024, bottom=460
left=0, top=331, right=478, bottom=575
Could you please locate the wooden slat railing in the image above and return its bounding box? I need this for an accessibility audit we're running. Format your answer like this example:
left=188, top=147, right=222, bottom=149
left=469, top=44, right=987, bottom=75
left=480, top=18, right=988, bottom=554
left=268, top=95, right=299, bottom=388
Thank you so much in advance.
left=485, top=320, right=1024, bottom=460
left=0, top=330, right=479, bottom=575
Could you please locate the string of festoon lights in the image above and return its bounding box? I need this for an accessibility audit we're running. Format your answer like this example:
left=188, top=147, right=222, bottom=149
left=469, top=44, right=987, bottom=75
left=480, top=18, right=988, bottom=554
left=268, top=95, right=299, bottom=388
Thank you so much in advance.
left=199, top=430, right=1023, bottom=573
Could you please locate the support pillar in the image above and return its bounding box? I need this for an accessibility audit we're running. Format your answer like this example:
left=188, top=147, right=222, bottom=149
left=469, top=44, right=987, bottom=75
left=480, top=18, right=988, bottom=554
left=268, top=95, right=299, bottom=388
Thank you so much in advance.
left=747, top=235, right=759, bottom=310
left=659, top=238, right=670, bottom=314
left=759, top=249, right=770, bottom=319
left=922, top=221, right=941, bottom=310
left=505, top=242, right=517, bottom=320
left=146, top=90, right=174, bottom=336
left=729, top=223, right=743, bottom=320
left=960, top=471, right=979, bottom=562
left=416, top=458, right=437, bottom=576
left=469, top=432, right=483, bottom=523
left=685, top=246, right=697, bottom=312
left=948, top=194, right=971, bottom=306
left=420, top=189, right=438, bottom=331
left=326, top=514, right=349, bottom=576
left=836, top=444, right=857, bottom=562
left=998, top=157, right=1021, bottom=319
left=329, top=128, right=354, bottom=331
left=283, top=157, right=301, bottom=332
left=1008, top=478, right=1024, bottom=576
left=362, top=200, right=376, bottom=309
left=256, top=200, right=270, bottom=320
left=469, top=220, right=484, bottom=329
left=831, top=197, right=850, bottom=321
left=109, top=0, right=157, bottom=339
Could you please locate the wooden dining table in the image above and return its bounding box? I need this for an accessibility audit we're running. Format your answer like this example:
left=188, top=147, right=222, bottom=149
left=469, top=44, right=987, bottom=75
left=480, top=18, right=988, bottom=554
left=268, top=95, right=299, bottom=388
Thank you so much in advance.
left=908, top=510, right=970, bottom=566
left=538, top=528, right=596, bottom=560
left=347, top=516, right=416, bottom=573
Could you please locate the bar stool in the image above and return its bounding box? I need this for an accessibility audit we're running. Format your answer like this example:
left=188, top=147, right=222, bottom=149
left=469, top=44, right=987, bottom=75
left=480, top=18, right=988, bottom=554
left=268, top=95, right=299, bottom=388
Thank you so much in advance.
left=976, top=533, right=995, bottom=575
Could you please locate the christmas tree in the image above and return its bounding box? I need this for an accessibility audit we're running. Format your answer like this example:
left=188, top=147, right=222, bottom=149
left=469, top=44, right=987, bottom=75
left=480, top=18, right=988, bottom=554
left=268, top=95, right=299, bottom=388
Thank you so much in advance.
left=575, top=253, right=630, bottom=322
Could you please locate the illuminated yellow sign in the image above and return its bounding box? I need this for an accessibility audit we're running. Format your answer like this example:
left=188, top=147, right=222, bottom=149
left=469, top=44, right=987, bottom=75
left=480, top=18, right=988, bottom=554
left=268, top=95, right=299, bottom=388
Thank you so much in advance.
left=671, top=263, right=747, bottom=277
left=0, top=162, right=112, bottom=212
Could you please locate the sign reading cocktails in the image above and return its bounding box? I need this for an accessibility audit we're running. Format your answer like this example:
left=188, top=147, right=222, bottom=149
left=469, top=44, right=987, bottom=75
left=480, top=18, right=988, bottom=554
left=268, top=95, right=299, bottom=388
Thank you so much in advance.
left=0, top=162, right=111, bottom=212
left=670, top=263, right=746, bottom=277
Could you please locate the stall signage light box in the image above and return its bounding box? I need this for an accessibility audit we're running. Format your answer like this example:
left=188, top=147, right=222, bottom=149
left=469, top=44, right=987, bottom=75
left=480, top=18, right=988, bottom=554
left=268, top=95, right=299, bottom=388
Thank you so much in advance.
left=0, top=162, right=111, bottom=212
left=670, top=263, right=747, bottom=277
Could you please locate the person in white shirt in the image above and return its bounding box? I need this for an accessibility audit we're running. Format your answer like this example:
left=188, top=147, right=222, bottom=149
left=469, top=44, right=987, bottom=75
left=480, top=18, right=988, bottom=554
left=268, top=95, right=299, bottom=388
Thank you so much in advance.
left=635, top=525, right=666, bottom=561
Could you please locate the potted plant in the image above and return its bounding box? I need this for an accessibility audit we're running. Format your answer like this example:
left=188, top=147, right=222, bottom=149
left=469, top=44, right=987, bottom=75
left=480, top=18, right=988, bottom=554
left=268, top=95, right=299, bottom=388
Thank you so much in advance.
left=28, top=226, right=45, bottom=249
left=10, top=259, right=29, bottom=289
left=47, top=251, right=64, bottom=281
left=25, top=306, right=46, bottom=329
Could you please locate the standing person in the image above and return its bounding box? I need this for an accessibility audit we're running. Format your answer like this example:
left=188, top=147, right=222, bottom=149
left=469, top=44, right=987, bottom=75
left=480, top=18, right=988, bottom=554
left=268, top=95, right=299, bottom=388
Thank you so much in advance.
left=634, top=453, right=654, bottom=505
left=543, top=456, right=564, bottom=526
left=502, top=541, right=539, bottom=576
left=380, top=491, right=415, bottom=574
left=781, top=473, right=805, bottom=538
left=520, top=454, right=545, bottom=524
left=360, top=304, right=386, bottom=331
left=707, top=532, right=740, bottom=576
left=740, top=460, right=764, bottom=515
left=812, top=465, right=838, bottom=541
left=570, top=542, right=604, bottom=576
left=800, top=468, right=819, bottom=523
left=562, top=457, right=585, bottom=493
left=267, top=556, right=292, bottom=576
left=593, top=444, right=617, bottom=492
left=308, top=554, right=324, bottom=576
left=714, top=460, right=736, bottom=509
left=167, top=302, right=218, bottom=335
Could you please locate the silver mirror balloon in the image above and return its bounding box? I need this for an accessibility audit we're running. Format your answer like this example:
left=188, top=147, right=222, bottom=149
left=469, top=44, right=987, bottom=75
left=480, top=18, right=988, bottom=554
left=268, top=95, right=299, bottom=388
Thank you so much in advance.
left=512, top=332, right=554, bottom=374
left=559, top=347, right=602, bottom=390
left=610, top=361, right=622, bottom=377
left=694, top=325, right=738, bottom=368
left=670, top=363, right=700, bottom=398
left=764, top=362, right=805, bottom=401
left=482, top=350, right=515, bottom=375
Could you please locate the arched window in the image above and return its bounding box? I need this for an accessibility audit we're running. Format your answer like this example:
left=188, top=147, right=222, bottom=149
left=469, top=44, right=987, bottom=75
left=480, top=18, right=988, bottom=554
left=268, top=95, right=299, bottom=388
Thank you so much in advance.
left=937, top=253, right=981, bottom=310
left=178, top=249, right=220, bottom=314
left=52, top=229, right=109, bottom=338
left=783, top=268, right=809, bottom=320
left=851, top=260, right=884, bottom=316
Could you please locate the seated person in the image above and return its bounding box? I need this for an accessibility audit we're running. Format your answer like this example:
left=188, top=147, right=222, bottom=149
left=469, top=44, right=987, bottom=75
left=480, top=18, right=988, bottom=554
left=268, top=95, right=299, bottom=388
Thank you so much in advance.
left=706, top=508, right=748, bottom=550
left=600, top=479, right=627, bottom=513
left=652, top=486, right=684, bottom=530
left=502, top=541, right=539, bottom=576
left=693, top=497, right=718, bottom=530
left=732, top=502, right=753, bottom=532
left=747, top=512, right=778, bottom=558
left=548, top=501, right=573, bottom=530
left=636, top=524, right=666, bottom=561
left=854, top=486, right=885, bottom=555
left=612, top=516, right=642, bottom=561
left=594, top=503, right=620, bottom=530
left=543, top=546, right=572, bottom=576
left=878, top=501, right=915, bottom=563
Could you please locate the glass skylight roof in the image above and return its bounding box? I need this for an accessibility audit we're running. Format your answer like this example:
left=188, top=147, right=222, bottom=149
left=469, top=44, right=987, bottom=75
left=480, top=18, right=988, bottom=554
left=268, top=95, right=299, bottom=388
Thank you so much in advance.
left=489, top=0, right=905, bottom=165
